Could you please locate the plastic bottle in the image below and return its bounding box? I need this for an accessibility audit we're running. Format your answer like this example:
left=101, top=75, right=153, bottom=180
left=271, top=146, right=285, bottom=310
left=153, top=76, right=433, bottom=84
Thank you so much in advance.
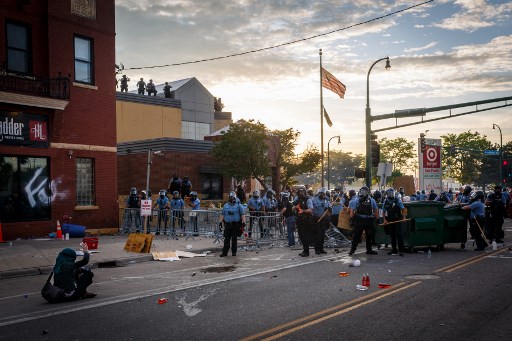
left=366, top=273, right=371, bottom=287
left=427, top=250, right=432, bottom=259
left=362, top=274, right=366, bottom=286
left=378, top=283, right=392, bottom=289
left=157, top=298, right=168, bottom=304
left=339, top=272, right=350, bottom=277
left=492, top=241, right=497, bottom=251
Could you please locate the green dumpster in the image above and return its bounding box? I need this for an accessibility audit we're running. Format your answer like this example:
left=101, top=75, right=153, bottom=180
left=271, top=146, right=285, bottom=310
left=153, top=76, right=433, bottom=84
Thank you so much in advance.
left=375, top=201, right=445, bottom=251
left=442, top=204, right=469, bottom=249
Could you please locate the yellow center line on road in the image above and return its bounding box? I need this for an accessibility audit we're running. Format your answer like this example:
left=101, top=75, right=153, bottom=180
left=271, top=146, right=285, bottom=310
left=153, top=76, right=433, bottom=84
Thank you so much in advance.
left=239, top=281, right=420, bottom=341
left=443, top=247, right=509, bottom=273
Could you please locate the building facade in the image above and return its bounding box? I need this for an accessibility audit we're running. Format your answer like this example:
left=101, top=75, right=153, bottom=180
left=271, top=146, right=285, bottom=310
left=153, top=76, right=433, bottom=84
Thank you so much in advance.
left=0, top=0, right=118, bottom=238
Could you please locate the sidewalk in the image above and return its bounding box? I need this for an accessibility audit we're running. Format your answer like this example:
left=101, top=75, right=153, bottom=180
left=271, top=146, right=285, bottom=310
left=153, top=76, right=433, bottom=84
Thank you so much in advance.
left=0, top=234, right=224, bottom=279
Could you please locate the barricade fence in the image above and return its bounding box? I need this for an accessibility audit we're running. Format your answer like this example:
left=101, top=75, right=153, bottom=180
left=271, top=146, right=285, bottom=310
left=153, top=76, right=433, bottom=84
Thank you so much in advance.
left=119, top=208, right=348, bottom=250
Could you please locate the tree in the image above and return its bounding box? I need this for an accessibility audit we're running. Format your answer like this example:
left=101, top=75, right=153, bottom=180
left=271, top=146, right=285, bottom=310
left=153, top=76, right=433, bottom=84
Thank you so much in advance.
left=269, top=129, right=321, bottom=190
left=328, top=151, right=365, bottom=187
left=379, top=137, right=416, bottom=174
left=211, top=120, right=271, bottom=188
left=441, top=131, right=491, bottom=185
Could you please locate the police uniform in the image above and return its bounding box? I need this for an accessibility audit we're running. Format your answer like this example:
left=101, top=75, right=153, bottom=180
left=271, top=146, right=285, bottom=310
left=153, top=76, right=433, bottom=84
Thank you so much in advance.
left=382, top=196, right=405, bottom=255
left=154, top=193, right=170, bottom=235
left=247, top=194, right=264, bottom=237
left=126, top=190, right=141, bottom=232
left=293, top=192, right=314, bottom=257
left=349, top=193, right=378, bottom=255
left=170, top=195, right=185, bottom=234
left=219, top=200, right=245, bottom=256
left=137, top=79, right=146, bottom=95
left=486, top=189, right=506, bottom=243
left=263, top=192, right=278, bottom=234
left=312, top=194, right=331, bottom=254
left=463, top=196, right=487, bottom=250
left=189, top=194, right=201, bottom=235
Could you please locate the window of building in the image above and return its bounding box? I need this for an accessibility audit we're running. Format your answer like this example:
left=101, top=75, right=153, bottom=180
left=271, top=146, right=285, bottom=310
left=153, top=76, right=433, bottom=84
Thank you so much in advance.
left=0, top=156, right=50, bottom=222
left=76, top=158, right=95, bottom=206
left=74, top=35, right=94, bottom=84
left=6, top=21, right=32, bottom=74
left=201, top=174, right=222, bottom=200
left=182, top=121, right=211, bottom=140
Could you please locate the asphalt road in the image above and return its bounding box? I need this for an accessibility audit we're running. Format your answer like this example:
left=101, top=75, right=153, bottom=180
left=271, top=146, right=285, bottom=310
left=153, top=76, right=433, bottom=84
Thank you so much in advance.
left=1, top=229, right=512, bottom=341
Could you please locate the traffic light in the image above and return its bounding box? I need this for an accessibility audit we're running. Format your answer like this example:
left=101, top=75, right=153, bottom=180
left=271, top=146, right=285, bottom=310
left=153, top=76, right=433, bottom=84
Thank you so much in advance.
left=420, top=133, right=426, bottom=153
left=354, top=169, right=366, bottom=178
left=371, top=140, right=380, bottom=167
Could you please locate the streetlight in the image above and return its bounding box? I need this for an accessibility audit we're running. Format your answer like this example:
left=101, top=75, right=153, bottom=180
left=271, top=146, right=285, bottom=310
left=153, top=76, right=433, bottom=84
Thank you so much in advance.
left=493, top=123, right=503, bottom=183
left=365, top=57, right=391, bottom=188
left=327, top=135, right=341, bottom=190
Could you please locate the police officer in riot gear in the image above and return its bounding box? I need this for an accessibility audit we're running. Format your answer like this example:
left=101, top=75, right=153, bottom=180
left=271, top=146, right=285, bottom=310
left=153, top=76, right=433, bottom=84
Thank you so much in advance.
left=485, top=186, right=506, bottom=243
left=169, top=191, right=184, bottom=238
left=125, top=187, right=141, bottom=233
left=181, top=176, right=192, bottom=199
left=247, top=190, right=264, bottom=238
left=312, top=187, right=331, bottom=254
left=349, top=186, right=379, bottom=255
left=218, top=191, right=246, bottom=257
left=382, top=188, right=406, bottom=256
left=293, top=186, right=314, bottom=257
left=462, top=190, right=488, bottom=250
left=153, top=189, right=170, bottom=235
left=188, top=191, right=201, bottom=236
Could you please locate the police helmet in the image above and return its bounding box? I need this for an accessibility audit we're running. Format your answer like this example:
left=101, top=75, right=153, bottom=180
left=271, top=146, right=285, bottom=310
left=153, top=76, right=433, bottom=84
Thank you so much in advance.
left=494, top=185, right=502, bottom=194
left=173, top=191, right=179, bottom=197
left=399, top=187, right=404, bottom=192
left=386, top=188, right=396, bottom=199
left=130, top=187, right=137, bottom=195
left=430, top=189, right=435, bottom=193
left=317, top=187, right=327, bottom=195
left=281, top=192, right=290, bottom=201
left=190, top=191, right=197, bottom=198
left=359, top=186, right=369, bottom=198
left=266, top=189, right=273, bottom=197
left=471, top=190, right=485, bottom=201
left=421, top=190, right=425, bottom=194
left=159, top=189, right=166, bottom=196
left=349, top=189, right=356, bottom=197
left=373, top=190, right=382, bottom=200
left=416, top=191, right=421, bottom=195
left=252, top=190, right=260, bottom=198
left=463, top=185, right=472, bottom=195
left=297, top=186, right=306, bottom=196
left=228, top=191, right=236, bottom=202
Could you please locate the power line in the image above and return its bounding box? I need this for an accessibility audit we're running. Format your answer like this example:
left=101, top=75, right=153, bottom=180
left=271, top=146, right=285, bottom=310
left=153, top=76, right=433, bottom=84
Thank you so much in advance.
left=125, top=0, right=434, bottom=70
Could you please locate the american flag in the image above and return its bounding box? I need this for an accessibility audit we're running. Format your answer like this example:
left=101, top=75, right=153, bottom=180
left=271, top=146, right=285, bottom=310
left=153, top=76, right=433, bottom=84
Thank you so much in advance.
left=321, top=67, right=346, bottom=99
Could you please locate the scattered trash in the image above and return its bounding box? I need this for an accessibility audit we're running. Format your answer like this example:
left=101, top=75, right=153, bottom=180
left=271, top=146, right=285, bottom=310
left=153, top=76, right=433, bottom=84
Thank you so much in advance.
left=128, top=260, right=136, bottom=264
left=334, top=249, right=340, bottom=254
left=191, top=272, right=196, bottom=276
left=355, top=285, right=368, bottom=291
left=186, top=245, right=192, bottom=250
left=438, top=323, right=445, bottom=326
left=42, top=330, right=48, bottom=335
left=157, top=298, right=169, bottom=304
left=492, top=241, right=497, bottom=251
left=378, top=283, right=392, bottom=289
left=339, top=272, right=350, bottom=277
left=418, top=250, right=425, bottom=254
left=23, top=294, right=28, bottom=299
left=352, top=259, right=361, bottom=267
left=427, top=250, right=432, bottom=259
left=203, top=251, right=211, bottom=254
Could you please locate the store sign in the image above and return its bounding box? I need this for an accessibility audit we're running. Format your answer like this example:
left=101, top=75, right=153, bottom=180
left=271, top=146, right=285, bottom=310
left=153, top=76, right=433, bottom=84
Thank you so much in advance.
left=419, top=138, right=443, bottom=192
left=0, top=111, right=49, bottom=147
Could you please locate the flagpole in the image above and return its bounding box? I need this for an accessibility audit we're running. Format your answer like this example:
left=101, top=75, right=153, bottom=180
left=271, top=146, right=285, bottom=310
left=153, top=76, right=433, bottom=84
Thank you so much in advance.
left=319, top=49, right=325, bottom=188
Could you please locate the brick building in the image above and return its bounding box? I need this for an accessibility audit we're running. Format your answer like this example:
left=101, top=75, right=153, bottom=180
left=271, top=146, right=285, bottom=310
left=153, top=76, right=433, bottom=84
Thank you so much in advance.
left=0, top=0, right=118, bottom=238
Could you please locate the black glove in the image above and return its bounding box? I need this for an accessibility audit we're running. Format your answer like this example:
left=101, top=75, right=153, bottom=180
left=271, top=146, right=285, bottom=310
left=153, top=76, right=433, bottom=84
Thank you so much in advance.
left=219, top=222, right=223, bottom=229
left=242, top=222, right=246, bottom=228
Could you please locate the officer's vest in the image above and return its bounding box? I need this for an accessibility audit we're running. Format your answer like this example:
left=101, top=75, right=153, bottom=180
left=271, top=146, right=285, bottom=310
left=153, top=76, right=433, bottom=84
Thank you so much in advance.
left=490, top=195, right=505, bottom=217
left=356, top=197, right=373, bottom=216
left=298, top=196, right=310, bottom=210
left=384, top=198, right=402, bottom=220
left=127, top=195, right=139, bottom=208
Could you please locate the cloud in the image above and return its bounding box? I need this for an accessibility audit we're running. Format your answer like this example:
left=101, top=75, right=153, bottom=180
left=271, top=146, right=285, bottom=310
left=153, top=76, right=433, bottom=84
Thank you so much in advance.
left=432, top=0, right=512, bottom=32
left=404, top=41, right=438, bottom=53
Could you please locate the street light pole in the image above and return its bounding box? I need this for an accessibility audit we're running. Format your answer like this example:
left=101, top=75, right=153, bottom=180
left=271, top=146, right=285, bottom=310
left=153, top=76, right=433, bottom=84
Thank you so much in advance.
left=493, top=123, right=503, bottom=183
left=365, top=57, right=390, bottom=188
left=327, top=135, right=341, bottom=190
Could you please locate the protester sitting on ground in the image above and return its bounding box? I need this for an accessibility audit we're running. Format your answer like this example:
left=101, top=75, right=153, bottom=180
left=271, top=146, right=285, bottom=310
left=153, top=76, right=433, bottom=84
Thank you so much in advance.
left=53, top=242, right=96, bottom=301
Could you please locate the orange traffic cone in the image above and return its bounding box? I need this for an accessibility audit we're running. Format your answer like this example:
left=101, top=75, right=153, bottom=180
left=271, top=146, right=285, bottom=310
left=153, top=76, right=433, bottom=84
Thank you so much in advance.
left=56, top=220, right=63, bottom=239
left=0, top=221, right=5, bottom=243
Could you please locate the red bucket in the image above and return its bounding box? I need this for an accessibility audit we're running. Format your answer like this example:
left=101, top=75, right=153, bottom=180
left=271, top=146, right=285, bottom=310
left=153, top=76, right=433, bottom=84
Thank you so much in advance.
left=82, top=237, right=99, bottom=250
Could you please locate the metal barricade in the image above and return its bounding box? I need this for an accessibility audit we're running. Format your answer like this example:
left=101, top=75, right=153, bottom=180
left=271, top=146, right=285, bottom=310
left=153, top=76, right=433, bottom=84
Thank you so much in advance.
left=244, top=212, right=288, bottom=250
left=120, top=208, right=142, bottom=234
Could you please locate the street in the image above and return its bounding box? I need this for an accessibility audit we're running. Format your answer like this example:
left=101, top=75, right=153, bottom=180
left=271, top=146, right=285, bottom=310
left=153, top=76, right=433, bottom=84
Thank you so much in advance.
left=1, top=222, right=512, bottom=341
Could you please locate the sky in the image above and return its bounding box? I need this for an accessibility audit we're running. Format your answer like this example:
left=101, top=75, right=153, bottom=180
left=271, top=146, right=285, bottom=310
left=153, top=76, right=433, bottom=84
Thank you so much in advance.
left=115, top=0, right=512, bottom=156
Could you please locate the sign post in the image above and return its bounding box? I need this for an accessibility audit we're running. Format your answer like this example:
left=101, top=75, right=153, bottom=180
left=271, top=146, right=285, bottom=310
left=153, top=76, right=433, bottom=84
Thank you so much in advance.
left=141, top=199, right=152, bottom=234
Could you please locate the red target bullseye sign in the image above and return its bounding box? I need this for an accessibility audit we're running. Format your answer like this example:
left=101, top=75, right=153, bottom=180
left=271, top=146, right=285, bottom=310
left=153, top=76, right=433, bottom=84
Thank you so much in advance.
left=423, top=146, right=440, bottom=168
